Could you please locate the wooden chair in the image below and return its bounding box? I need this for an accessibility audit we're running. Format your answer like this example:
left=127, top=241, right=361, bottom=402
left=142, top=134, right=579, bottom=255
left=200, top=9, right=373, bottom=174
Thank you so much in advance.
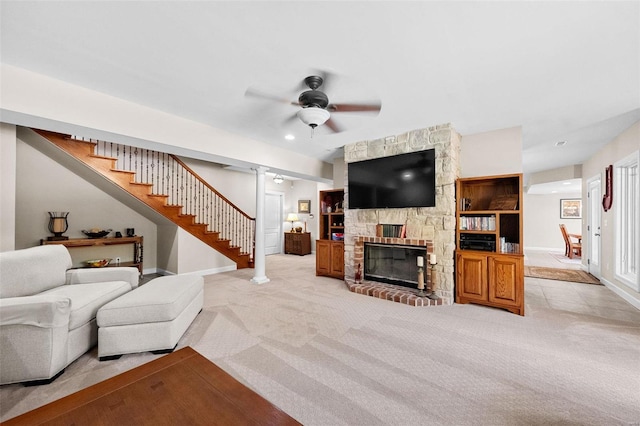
left=559, top=224, right=582, bottom=258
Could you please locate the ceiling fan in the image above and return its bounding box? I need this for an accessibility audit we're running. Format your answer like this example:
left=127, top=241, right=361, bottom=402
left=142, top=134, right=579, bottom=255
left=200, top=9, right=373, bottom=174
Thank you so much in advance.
left=245, top=73, right=381, bottom=135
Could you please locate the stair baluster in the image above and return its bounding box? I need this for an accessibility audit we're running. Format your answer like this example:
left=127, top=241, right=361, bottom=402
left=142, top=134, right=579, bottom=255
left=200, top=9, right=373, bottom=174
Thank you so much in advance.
left=34, top=130, right=255, bottom=268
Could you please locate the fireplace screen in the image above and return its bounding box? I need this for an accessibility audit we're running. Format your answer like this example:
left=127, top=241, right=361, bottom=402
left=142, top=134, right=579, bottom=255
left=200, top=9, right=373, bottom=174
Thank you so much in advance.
left=364, top=243, right=426, bottom=288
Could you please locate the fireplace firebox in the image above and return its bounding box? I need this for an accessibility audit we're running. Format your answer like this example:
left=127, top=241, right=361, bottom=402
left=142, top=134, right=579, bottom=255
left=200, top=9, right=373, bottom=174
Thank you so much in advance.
left=364, top=243, right=426, bottom=289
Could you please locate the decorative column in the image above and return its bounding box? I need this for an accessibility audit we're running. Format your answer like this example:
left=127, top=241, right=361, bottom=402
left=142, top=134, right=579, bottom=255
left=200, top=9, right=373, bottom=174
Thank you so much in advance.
left=251, top=166, right=270, bottom=284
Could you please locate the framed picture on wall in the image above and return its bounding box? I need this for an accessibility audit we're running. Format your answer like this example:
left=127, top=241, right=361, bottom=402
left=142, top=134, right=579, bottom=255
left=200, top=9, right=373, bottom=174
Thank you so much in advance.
left=298, top=200, right=310, bottom=214
left=560, top=199, right=582, bottom=219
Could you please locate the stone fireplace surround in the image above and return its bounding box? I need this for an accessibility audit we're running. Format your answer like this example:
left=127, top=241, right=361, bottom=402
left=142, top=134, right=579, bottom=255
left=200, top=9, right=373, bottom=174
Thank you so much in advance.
left=342, top=123, right=461, bottom=306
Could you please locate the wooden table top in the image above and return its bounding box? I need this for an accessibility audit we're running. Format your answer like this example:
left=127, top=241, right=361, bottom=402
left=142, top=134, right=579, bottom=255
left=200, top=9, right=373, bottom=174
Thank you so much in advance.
left=4, top=347, right=300, bottom=425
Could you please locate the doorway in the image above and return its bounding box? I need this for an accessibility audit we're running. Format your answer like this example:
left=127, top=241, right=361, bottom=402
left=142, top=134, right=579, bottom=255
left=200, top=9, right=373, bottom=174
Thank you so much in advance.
left=587, top=176, right=602, bottom=278
left=264, top=191, right=284, bottom=255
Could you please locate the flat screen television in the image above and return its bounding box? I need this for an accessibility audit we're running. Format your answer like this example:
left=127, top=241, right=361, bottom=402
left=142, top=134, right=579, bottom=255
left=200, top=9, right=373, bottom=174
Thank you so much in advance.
left=348, top=149, right=436, bottom=209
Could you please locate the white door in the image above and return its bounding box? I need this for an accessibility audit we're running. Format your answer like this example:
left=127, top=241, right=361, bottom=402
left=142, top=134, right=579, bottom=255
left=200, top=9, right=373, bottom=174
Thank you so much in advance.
left=587, top=176, right=602, bottom=278
left=264, top=191, right=283, bottom=255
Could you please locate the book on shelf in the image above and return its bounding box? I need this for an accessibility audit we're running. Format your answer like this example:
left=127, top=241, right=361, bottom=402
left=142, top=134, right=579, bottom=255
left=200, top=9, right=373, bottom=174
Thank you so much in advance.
left=376, top=224, right=406, bottom=238
left=460, top=197, right=472, bottom=211
left=499, top=237, right=520, bottom=253
left=459, top=216, right=496, bottom=231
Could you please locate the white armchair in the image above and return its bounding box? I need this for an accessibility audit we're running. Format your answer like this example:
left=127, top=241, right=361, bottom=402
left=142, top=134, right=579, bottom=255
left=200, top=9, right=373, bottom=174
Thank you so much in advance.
left=0, top=245, right=138, bottom=385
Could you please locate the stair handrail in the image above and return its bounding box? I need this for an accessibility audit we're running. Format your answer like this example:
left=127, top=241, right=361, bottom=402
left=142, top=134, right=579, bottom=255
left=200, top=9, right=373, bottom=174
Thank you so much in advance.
left=86, top=137, right=255, bottom=263
left=170, top=155, right=254, bottom=222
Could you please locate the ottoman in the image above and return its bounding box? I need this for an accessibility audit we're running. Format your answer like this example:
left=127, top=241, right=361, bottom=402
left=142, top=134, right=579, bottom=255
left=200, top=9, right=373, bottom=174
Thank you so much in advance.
left=97, top=274, right=203, bottom=360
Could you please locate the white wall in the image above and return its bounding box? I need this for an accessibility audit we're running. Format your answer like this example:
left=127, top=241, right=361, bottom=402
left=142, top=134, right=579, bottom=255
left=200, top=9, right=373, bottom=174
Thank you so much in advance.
left=333, top=156, right=345, bottom=187
left=524, top=192, right=582, bottom=250
left=582, top=120, right=639, bottom=300
left=0, top=123, right=17, bottom=251
left=287, top=179, right=321, bottom=251
left=155, top=225, right=235, bottom=275
left=176, top=229, right=236, bottom=274
left=460, top=126, right=523, bottom=177
left=157, top=225, right=179, bottom=273
left=180, top=159, right=259, bottom=216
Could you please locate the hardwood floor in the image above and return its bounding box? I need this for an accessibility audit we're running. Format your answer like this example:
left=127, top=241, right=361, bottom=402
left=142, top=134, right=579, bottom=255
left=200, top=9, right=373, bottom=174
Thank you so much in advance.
left=3, top=347, right=300, bottom=426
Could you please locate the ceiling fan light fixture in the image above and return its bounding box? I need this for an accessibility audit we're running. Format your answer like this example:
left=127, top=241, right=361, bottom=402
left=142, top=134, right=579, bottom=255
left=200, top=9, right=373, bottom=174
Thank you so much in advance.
left=297, top=107, right=330, bottom=129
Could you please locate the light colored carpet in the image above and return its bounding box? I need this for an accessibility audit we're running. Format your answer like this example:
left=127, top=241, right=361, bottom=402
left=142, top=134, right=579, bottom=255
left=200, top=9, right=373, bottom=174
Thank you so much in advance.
left=2, top=255, right=639, bottom=425
left=525, top=266, right=601, bottom=285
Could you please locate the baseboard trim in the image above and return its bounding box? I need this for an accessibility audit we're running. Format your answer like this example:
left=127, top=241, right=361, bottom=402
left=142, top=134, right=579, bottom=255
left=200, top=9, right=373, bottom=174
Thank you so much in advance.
left=524, top=247, right=564, bottom=252
left=150, top=265, right=237, bottom=277
left=599, top=276, right=640, bottom=311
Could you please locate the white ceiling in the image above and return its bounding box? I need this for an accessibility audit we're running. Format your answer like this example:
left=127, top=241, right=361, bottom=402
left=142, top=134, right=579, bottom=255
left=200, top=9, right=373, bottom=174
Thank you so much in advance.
left=527, top=178, right=581, bottom=196
left=1, top=1, right=639, bottom=186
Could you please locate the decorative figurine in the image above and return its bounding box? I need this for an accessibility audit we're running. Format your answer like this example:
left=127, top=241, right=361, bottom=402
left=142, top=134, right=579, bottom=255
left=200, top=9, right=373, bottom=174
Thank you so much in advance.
left=355, top=263, right=363, bottom=284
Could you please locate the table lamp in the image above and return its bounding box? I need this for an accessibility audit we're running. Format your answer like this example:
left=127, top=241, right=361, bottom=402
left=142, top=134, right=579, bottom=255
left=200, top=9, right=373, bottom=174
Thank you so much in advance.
left=286, top=213, right=299, bottom=232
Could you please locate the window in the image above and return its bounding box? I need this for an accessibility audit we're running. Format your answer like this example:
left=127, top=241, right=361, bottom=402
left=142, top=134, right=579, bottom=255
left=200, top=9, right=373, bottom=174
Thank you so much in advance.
left=615, top=151, right=639, bottom=291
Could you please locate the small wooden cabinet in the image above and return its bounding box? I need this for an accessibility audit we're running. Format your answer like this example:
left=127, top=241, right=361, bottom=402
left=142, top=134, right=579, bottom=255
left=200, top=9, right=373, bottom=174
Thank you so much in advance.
left=457, top=251, right=523, bottom=314
left=316, top=240, right=344, bottom=279
left=488, top=254, right=523, bottom=308
left=316, top=189, right=345, bottom=279
left=456, top=252, right=488, bottom=302
left=455, top=174, right=524, bottom=315
left=284, top=232, right=311, bottom=256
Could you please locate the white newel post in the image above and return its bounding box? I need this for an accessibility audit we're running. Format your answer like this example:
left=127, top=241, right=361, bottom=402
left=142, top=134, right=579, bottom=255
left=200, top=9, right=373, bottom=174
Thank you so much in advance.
left=251, top=166, right=270, bottom=284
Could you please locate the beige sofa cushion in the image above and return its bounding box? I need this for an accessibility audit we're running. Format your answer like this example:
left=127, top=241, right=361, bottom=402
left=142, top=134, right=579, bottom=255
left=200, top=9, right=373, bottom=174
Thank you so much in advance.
left=42, top=281, right=133, bottom=331
left=97, top=275, right=203, bottom=327
left=0, top=245, right=72, bottom=298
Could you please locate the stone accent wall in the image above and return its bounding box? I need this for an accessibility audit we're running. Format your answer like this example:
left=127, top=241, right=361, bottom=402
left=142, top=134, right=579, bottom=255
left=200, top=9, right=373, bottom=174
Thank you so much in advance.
left=342, top=123, right=461, bottom=305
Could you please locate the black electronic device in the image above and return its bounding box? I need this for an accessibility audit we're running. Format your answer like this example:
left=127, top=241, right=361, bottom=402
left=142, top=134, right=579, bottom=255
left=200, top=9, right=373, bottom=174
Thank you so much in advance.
left=348, top=149, right=436, bottom=209
left=459, top=233, right=496, bottom=252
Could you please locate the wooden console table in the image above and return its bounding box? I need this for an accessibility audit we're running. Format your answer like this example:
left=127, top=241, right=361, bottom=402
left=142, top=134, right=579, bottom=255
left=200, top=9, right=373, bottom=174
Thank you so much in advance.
left=41, top=236, right=143, bottom=276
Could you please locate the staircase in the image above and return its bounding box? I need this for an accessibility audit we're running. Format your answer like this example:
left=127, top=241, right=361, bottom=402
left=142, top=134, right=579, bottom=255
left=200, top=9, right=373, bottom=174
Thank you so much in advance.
left=34, top=129, right=255, bottom=269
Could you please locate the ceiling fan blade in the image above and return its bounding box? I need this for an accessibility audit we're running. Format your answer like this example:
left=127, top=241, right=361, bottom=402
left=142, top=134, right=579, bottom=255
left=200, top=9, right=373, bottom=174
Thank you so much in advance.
left=325, top=117, right=342, bottom=133
left=283, top=112, right=299, bottom=126
left=245, top=88, right=299, bottom=106
left=328, top=102, right=381, bottom=113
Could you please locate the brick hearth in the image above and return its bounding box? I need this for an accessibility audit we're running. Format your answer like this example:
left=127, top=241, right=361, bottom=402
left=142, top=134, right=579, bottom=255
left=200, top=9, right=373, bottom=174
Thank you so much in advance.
left=344, top=278, right=443, bottom=307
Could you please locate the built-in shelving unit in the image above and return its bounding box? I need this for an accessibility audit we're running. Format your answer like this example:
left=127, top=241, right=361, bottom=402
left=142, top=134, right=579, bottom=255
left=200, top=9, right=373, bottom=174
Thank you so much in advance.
left=455, top=173, right=524, bottom=315
left=316, top=189, right=344, bottom=279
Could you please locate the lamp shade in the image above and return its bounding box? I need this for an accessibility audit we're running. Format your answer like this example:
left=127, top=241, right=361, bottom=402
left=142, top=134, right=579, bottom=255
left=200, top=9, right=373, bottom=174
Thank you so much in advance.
left=286, top=213, right=299, bottom=222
